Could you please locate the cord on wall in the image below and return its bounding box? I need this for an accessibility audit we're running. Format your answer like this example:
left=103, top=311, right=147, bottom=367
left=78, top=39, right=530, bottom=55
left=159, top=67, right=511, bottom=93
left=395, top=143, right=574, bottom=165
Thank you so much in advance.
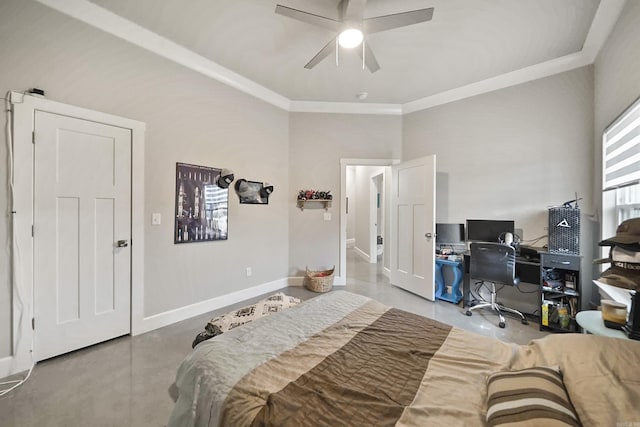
left=2, top=91, right=34, bottom=395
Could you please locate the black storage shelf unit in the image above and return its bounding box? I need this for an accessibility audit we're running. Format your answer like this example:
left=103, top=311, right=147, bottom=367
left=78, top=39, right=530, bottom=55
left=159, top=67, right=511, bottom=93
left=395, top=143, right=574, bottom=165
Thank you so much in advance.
left=539, top=252, right=581, bottom=333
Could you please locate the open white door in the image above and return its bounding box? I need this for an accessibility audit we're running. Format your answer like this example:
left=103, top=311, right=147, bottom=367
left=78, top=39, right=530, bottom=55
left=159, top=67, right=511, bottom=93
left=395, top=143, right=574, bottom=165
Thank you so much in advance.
left=390, top=155, right=436, bottom=300
left=34, top=111, right=132, bottom=361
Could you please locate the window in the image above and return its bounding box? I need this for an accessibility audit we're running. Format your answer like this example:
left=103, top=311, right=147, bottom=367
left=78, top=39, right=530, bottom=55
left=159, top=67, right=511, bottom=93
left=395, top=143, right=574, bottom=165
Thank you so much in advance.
left=602, top=96, right=640, bottom=248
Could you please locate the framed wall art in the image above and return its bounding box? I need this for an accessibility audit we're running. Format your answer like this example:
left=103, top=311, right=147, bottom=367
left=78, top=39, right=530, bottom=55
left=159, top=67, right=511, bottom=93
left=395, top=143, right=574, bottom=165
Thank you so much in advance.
left=235, top=179, right=269, bottom=204
left=175, top=162, right=228, bottom=243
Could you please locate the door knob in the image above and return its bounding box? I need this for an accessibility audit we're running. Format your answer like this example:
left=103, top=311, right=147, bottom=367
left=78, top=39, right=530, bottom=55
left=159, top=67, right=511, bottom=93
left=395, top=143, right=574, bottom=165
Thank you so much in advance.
left=116, top=240, right=129, bottom=248
left=425, top=233, right=432, bottom=238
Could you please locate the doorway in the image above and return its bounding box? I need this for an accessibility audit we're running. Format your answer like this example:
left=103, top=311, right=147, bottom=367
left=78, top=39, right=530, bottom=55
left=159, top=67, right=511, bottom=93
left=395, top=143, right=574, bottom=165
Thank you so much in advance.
left=9, top=93, right=145, bottom=375
left=345, top=165, right=387, bottom=265
left=340, top=159, right=397, bottom=281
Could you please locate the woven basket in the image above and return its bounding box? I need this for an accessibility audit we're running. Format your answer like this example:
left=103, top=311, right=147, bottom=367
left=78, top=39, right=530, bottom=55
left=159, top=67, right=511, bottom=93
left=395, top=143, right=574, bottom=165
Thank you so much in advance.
left=305, top=266, right=335, bottom=293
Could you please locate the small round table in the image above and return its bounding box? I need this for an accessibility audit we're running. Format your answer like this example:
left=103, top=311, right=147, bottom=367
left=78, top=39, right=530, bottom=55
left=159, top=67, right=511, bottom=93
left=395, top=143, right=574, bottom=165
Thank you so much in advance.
left=575, top=310, right=629, bottom=339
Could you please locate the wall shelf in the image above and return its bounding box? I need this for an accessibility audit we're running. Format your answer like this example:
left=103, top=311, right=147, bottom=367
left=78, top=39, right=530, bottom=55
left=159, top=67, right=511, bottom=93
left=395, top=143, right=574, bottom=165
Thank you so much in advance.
left=297, top=199, right=332, bottom=211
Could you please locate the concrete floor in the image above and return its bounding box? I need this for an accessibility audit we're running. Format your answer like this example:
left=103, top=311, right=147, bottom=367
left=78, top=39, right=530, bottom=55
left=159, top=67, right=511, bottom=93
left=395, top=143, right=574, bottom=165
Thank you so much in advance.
left=0, top=250, right=549, bottom=427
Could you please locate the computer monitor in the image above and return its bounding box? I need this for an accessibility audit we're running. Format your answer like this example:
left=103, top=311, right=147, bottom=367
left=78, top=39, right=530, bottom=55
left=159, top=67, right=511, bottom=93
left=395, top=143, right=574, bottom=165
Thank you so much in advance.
left=436, top=223, right=465, bottom=245
left=466, top=219, right=515, bottom=243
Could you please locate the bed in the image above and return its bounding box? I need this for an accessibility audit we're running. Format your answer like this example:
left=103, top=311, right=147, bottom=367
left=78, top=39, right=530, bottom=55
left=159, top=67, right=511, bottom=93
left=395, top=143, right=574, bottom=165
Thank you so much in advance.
left=169, top=291, right=640, bottom=427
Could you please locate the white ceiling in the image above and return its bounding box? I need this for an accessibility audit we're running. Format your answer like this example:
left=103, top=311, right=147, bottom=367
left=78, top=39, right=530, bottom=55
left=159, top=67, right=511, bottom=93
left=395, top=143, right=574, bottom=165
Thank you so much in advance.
left=38, top=0, right=625, bottom=113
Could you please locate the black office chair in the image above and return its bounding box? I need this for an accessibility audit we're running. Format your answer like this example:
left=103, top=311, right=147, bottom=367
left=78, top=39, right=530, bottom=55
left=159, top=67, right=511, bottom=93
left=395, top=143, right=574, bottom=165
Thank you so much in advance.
left=465, top=242, right=528, bottom=328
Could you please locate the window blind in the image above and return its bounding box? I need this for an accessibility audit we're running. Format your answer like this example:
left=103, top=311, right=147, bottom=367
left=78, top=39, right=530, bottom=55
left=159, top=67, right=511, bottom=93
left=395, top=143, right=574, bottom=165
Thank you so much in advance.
left=603, top=97, right=640, bottom=191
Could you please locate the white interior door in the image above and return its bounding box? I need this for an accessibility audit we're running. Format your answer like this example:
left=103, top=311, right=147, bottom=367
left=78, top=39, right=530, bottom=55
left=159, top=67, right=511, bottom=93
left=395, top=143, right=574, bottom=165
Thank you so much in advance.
left=390, top=155, right=436, bottom=300
left=34, top=111, right=131, bottom=361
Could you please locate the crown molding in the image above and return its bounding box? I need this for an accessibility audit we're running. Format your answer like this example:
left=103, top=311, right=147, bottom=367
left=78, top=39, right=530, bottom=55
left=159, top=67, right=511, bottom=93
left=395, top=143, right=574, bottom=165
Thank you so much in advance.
left=402, top=52, right=590, bottom=114
left=36, top=0, right=291, bottom=111
left=582, top=0, right=627, bottom=63
left=36, top=0, right=626, bottom=116
left=290, top=101, right=402, bottom=115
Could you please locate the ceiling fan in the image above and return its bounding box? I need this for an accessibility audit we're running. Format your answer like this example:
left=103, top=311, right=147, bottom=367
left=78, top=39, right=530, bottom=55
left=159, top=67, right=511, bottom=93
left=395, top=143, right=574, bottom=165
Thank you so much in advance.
left=275, top=0, right=434, bottom=73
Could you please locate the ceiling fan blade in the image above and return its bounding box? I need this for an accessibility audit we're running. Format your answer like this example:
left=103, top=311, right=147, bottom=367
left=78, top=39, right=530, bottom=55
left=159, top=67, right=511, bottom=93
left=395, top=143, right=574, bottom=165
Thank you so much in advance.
left=304, top=38, right=337, bottom=70
left=357, top=38, right=380, bottom=73
left=339, top=0, right=367, bottom=20
left=275, top=5, right=341, bottom=31
left=364, top=8, right=434, bottom=34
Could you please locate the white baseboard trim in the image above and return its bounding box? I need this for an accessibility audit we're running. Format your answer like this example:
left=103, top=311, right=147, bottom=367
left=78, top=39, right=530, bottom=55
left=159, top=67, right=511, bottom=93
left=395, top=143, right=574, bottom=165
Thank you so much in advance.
left=346, top=238, right=355, bottom=248
left=288, top=275, right=346, bottom=288
left=353, top=246, right=370, bottom=262
left=0, top=354, right=32, bottom=379
left=0, top=355, right=14, bottom=379
left=383, top=267, right=391, bottom=279
left=334, top=275, right=346, bottom=286
left=287, top=276, right=304, bottom=287
left=136, top=278, right=289, bottom=335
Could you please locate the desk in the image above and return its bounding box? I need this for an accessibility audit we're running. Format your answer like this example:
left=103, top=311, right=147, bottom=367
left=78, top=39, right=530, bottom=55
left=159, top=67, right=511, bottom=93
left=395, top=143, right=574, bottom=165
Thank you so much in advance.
left=462, top=253, right=540, bottom=308
left=576, top=310, right=629, bottom=339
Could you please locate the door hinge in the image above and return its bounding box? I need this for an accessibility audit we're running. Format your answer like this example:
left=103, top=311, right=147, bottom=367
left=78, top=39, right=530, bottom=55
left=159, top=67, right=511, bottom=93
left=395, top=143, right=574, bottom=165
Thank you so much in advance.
left=32, top=131, right=35, bottom=144
left=32, top=225, right=34, bottom=237
left=32, top=318, right=35, bottom=330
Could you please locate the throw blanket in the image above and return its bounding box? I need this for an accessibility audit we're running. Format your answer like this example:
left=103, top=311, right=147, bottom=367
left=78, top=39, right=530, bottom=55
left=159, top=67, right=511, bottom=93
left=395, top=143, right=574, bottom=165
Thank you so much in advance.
left=192, top=292, right=301, bottom=347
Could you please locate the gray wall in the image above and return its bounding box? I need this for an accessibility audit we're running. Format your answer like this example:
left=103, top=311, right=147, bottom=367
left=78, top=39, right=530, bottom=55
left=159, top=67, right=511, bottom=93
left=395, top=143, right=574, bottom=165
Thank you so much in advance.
left=0, top=0, right=289, bottom=358
left=403, top=67, right=594, bottom=236
left=594, top=1, right=640, bottom=204
left=403, top=67, right=595, bottom=314
left=288, top=113, right=401, bottom=275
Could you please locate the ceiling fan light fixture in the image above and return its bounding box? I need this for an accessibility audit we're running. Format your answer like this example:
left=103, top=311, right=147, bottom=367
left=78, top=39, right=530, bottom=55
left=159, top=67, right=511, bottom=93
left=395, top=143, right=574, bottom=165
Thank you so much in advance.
left=338, top=28, right=363, bottom=48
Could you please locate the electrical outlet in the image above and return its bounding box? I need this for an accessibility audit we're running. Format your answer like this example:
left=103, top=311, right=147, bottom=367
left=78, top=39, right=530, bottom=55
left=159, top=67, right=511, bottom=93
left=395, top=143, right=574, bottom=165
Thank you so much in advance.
left=324, top=212, right=331, bottom=221
left=246, top=267, right=252, bottom=277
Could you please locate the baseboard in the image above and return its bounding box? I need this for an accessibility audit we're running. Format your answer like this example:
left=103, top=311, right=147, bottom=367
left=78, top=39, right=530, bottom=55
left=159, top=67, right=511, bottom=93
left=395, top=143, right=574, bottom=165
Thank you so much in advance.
left=288, top=275, right=346, bottom=288
left=136, top=278, right=289, bottom=335
left=353, top=246, right=370, bottom=262
left=0, top=355, right=13, bottom=379
left=287, top=276, right=304, bottom=287
left=346, top=238, right=355, bottom=248
left=333, top=275, right=346, bottom=286
left=383, top=267, right=391, bottom=278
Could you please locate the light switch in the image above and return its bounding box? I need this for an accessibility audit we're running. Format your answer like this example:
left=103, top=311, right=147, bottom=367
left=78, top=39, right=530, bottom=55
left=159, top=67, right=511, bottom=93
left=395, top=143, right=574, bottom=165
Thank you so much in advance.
left=324, top=212, right=331, bottom=221
left=152, top=213, right=161, bottom=225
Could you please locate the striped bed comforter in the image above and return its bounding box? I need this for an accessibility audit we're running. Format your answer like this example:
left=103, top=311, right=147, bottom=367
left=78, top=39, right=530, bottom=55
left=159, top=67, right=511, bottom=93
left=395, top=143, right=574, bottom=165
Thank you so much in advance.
left=169, top=291, right=640, bottom=427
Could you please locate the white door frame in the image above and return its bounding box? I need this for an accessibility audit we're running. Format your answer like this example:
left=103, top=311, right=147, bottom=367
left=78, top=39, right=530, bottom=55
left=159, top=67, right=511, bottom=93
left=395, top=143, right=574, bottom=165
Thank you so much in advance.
left=368, top=171, right=384, bottom=264
left=340, top=158, right=398, bottom=280
left=7, top=92, right=145, bottom=376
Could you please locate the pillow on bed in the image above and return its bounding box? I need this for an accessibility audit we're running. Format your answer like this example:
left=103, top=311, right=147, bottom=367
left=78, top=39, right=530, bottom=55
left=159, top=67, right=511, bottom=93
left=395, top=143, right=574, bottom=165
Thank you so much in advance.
left=192, top=293, right=301, bottom=348
left=486, top=366, right=581, bottom=427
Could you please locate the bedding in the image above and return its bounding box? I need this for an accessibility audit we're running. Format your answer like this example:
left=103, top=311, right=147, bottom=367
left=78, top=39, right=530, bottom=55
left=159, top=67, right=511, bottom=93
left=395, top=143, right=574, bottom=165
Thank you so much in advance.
left=192, top=293, right=301, bottom=347
left=169, top=291, right=640, bottom=427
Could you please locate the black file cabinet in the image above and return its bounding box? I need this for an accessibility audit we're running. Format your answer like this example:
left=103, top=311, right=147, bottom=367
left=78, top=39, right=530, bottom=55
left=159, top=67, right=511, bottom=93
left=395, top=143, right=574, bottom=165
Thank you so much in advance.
left=539, top=252, right=581, bottom=333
